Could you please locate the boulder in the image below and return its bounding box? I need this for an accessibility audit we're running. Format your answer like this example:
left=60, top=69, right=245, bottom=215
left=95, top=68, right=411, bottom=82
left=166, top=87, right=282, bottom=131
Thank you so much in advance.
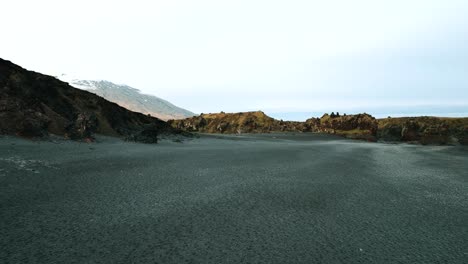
left=125, top=124, right=159, bottom=144
left=377, top=124, right=402, bottom=141
left=401, top=121, right=420, bottom=141
left=459, top=127, right=468, bottom=145
left=216, top=122, right=230, bottom=133
left=66, top=113, right=98, bottom=140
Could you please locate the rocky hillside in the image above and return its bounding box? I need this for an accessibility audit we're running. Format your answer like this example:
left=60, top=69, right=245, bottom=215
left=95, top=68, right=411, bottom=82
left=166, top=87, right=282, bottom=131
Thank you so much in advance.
left=169, top=111, right=309, bottom=134
left=170, top=111, right=468, bottom=145
left=378, top=116, right=468, bottom=145
left=169, top=111, right=372, bottom=136
left=305, top=112, right=468, bottom=144
left=61, top=78, right=195, bottom=121
left=0, top=58, right=183, bottom=142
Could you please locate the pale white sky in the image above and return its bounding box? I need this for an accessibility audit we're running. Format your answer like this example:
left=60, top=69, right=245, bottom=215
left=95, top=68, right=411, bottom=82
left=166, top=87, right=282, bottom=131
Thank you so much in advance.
left=1, top=0, right=467, bottom=119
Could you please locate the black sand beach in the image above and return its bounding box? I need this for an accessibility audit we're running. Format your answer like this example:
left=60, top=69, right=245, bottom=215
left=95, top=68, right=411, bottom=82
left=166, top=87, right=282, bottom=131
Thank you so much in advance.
left=1, top=134, right=467, bottom=263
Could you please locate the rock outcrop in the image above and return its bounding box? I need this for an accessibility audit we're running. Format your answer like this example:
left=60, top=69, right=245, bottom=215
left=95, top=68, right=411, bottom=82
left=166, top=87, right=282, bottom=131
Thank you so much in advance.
left=0, top=58, right=183, bottom=142
left=170, top=111, right=377, bottom=139
left=306, top=113, right=378, bottom=141
left=170, top=111, right=468, bottom=145
left=65, top=113, right=98, bottom=140
left=124, top=124, right=160, bottom=144
left=377, top=117, right=468, bottom=145
left=169, top=111, right=309, bottom=134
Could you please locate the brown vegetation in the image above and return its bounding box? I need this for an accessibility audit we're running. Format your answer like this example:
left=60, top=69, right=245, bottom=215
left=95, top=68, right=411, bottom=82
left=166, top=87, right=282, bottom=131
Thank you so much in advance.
left=169, top=111, right=309, bottom=134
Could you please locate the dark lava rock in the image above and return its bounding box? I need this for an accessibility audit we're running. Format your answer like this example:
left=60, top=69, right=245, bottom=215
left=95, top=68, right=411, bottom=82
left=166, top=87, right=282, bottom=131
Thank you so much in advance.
left=378, top=117, right=468, bottom=145
left=16, top=111, right=50, bottom=138
left=401, top=121, right=421, bottom=141
left=66, top=113, right=98, bottom=140
left=377, top=124, right=402, bottom=142
left=125, top=125, right=159, bottom=144
left=459, top=129, right=468, bottom=145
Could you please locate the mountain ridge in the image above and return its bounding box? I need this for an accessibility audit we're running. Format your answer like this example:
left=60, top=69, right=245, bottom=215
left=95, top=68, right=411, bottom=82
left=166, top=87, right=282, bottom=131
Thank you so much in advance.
left=59, top=76, right=195, bottom=121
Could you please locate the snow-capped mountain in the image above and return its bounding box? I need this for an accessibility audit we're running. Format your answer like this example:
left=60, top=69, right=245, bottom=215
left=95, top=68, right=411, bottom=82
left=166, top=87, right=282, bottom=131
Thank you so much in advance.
left=58, top=75, right=195, bottom=121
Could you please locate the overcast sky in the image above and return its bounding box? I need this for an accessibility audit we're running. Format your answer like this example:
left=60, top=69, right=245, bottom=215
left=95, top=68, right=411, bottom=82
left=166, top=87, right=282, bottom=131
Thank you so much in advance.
left=1, top=0, right=467, bottom=119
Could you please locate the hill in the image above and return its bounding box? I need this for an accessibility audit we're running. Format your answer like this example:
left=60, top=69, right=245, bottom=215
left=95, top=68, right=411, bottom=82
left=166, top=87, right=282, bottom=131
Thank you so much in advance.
left=169, top=111, right=308, bottom=134
left=60, top=78, right=195, bottom=121
left=0, top=58, right=182, bottom=142
left=170, top=111, right=375, bottom=137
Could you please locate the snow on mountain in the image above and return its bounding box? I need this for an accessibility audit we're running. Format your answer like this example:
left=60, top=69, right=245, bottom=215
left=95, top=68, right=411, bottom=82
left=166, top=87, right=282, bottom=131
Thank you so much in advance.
left=58, top=75, right=195, bottom=121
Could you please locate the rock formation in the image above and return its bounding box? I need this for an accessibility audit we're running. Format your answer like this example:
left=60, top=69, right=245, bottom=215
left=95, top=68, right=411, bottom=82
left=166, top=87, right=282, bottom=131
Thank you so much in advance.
left=170, top=111, right=468, bottom=145
left=378, top=116, right=468, bottom=145
left=305, top=113, right=378, bottom=141
left=169, top=111, right=309, bottom=134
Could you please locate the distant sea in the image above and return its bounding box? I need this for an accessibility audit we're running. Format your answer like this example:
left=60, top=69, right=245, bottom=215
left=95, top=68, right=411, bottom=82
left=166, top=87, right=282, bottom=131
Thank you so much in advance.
left=267, top=106, right=468, bottom=121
